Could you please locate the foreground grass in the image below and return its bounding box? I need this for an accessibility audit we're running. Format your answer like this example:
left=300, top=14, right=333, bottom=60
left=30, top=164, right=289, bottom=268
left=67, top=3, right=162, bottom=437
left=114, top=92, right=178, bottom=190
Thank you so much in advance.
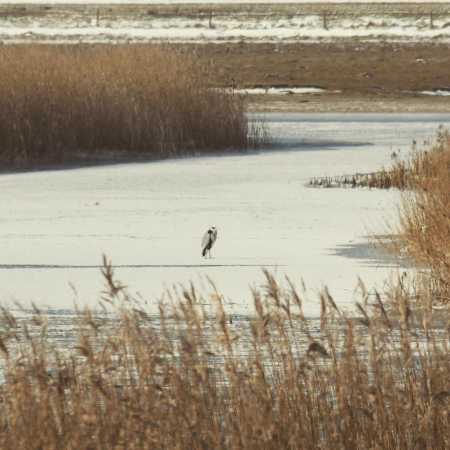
left=0, top=45, right=261, bottom=169
left=0, top=107, right=448, bottom=447
left=0, top=263, right=448, bottom=450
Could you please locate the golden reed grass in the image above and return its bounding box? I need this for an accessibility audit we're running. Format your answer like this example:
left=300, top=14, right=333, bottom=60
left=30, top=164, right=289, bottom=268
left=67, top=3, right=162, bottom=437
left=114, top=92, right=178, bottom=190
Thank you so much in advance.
left=352, top=128, right=450, bottom=191
left=394, top=128, right=450, bottom=306
left=311, top=131, right=448, bottom=190
left=0, top=45, right=259, bottom=168
left=0, top=262, right=448, bottom=450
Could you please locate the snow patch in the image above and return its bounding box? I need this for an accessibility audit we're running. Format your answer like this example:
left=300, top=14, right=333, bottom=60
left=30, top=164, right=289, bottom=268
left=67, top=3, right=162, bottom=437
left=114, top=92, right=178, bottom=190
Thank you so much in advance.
left=231, top=87, right=335, bottom=95
left=420, top=89, right=450, bottom=97
left=1, top=10, right=450, bottom=43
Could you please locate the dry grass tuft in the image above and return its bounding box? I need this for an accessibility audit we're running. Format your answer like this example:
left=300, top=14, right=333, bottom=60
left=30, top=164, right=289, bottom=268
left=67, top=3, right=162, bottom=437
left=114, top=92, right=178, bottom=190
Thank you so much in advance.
left=309, top=129, right=449, bottom=190
left=0, top=45, right=262, bottom=169
left=308, top=168, right=406, bottom=189
left=0, top=262, right=448, bottom=449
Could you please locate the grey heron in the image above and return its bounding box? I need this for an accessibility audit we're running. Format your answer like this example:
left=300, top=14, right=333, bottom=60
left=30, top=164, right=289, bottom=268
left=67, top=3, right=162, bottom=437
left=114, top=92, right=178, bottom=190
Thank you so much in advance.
left=201, top=226, right=218, bottom=258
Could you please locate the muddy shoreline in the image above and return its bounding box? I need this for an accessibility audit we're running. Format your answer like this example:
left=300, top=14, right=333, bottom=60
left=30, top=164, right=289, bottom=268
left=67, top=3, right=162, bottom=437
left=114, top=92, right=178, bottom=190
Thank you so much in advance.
left=194, top=41, right=450, bottom=112
left=247, top=93, right=450, bottom=113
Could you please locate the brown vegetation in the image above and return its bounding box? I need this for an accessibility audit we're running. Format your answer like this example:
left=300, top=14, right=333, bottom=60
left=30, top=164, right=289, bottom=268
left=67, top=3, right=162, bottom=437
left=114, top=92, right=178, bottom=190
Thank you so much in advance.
left=396, top=128, right=450, bottom=305
left=310, top=128, right=449, bottom=190
left=199, top=42, right=450, bottom=95
left=0, top=263, right=448, bottom=449
left=0, top=45, right=258, bottom=169
left=309, top=168, right=407, bottom=189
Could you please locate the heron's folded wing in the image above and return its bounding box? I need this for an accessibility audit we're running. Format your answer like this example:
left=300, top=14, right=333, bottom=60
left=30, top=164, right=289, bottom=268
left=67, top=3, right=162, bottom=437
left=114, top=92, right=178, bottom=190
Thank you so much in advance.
left=201, top=232, right=210, bottom=249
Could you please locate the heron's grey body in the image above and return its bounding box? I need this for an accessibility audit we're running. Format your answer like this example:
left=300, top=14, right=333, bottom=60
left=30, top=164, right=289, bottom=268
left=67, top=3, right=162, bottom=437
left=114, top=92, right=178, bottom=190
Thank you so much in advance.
left=201, top=226, right=218, bottom=257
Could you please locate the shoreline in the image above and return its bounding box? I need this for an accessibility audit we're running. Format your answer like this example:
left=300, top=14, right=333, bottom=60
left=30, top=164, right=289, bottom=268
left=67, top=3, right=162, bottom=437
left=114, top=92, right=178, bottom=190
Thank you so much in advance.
left=1, top=110, right=449, bottom=174
left=248, top=93, right=450, bottom=113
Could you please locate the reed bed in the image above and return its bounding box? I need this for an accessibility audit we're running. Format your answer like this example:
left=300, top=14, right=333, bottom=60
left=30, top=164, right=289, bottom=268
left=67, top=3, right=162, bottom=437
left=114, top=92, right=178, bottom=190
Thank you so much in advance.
left=308, top=131, right=449, bottom=190
left=0, top=263, right=448, bottom=450
left=0, top=45, right=259, bottom=169
left=308, top=169, right=401, bottom=189
left=382, top=130, right=450, bottom=191
left=394, top=128, right=450, bottom=306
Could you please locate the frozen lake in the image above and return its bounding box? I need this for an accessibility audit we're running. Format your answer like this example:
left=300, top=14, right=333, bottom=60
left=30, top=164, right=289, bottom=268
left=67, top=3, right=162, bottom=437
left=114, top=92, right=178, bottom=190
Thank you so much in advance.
left=1, top=113, right=449, bottom=316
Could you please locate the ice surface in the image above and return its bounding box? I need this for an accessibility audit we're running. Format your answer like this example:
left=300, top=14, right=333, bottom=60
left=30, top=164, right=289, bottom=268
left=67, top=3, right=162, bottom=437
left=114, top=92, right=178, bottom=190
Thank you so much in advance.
left=0, top=113, right=449, bottom=316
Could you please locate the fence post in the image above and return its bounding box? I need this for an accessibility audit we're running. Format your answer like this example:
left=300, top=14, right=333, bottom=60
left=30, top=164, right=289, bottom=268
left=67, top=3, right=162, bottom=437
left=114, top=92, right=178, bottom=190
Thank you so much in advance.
left=322, top=12, right=328, bottom=30
left=209, top=10, right=213, bottom=29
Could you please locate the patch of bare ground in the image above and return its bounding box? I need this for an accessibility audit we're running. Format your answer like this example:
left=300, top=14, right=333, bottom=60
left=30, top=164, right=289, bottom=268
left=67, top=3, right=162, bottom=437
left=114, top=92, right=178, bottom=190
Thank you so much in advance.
left=190, top=42, right=450, bottom=112
left=200, top=42, right=450, bottom=92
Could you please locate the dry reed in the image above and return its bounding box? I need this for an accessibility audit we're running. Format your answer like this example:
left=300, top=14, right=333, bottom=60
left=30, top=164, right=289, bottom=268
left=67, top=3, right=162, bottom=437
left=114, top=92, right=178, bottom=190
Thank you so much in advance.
left=0, top=262, right=448, bottom=450
left=0, top=45, right=260, bottom=168
left=394, top=128, right=450, bottom=306
left=309, top=131, right=447, bottom=190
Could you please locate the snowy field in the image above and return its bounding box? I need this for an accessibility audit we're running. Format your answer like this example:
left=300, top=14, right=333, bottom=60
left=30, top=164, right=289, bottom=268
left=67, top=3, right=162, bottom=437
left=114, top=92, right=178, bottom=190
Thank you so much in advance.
left=1, top=113, right=449, bottom=317
left=1, top=2, right=450, bottom=43
left=1, top=16, right=449, bottom=44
